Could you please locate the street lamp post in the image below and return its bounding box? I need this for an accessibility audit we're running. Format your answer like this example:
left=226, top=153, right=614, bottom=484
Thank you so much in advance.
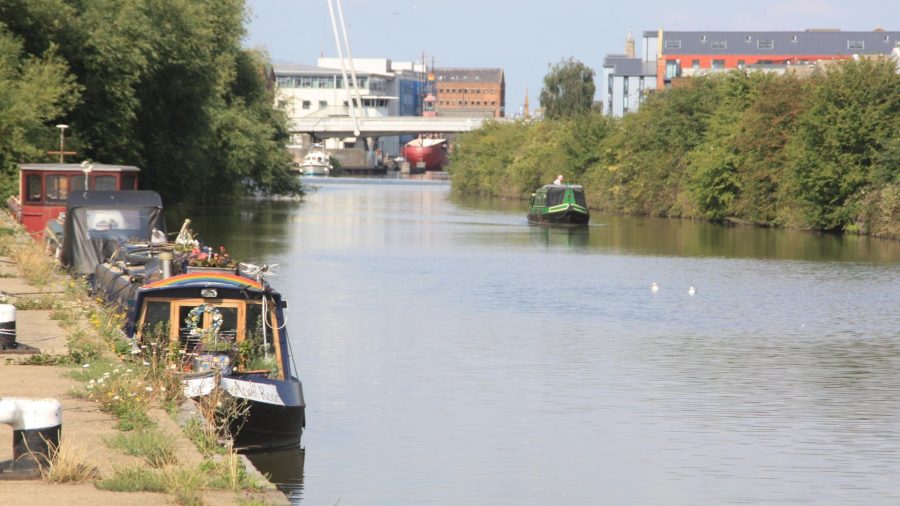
left=47, top=124, right=76, bottom=162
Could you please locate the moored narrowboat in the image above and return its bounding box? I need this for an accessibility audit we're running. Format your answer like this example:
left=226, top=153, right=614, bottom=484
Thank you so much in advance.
left=6, top=163, right=140, bottom=237
left=92, top=241, right=305, bottom=450
left=527, top=184, right=590, bottom=225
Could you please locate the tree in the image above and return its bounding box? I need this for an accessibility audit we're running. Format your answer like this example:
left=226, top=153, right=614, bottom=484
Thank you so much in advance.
left=539, top=58, right=595, bottom=119
left=0, top=24, right=81, bottom=198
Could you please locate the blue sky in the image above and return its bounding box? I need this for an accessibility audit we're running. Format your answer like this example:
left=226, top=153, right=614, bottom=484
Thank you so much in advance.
left=244, top=0, right=899, bottom=114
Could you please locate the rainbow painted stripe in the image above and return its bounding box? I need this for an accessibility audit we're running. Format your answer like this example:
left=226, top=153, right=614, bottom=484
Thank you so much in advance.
left=143, top=272, right=262, bottom=290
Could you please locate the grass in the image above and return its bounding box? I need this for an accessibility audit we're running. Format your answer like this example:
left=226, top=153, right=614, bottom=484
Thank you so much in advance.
left=40, top=439, right=101, bottom=483
left=107, top=428, right=178, bottom=467
left=96, top=466, right=167, bottom=492
left=11, top=294, right=61, bottom=310
left=10, top=242, right=58, bottom=287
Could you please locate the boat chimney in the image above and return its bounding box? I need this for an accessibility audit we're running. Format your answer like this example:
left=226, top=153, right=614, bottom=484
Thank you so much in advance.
left=159, top=251, right=174, bottom=279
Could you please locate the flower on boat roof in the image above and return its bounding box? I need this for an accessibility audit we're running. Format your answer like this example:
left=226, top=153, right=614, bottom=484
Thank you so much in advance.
left=187, top=245, right=237, bottom=268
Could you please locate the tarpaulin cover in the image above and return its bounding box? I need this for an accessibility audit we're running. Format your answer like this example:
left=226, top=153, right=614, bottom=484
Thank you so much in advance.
left=62, top=191, right=166, bottom=274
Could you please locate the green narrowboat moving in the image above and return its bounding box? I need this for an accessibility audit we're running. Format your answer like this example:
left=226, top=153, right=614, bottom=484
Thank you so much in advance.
left=527, top=184, right=590, bottom=225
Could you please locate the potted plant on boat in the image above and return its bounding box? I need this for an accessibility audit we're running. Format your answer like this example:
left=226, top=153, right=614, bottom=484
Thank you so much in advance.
left=186, top=245, right=238, bottom=274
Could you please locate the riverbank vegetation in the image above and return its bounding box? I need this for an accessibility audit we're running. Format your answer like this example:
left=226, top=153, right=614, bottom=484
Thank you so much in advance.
left=451, top=58, right=900, bottom=238
left=0, top=0, right=299, bottom=203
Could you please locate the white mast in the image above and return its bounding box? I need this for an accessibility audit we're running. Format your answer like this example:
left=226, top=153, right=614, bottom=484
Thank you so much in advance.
left=335, top=0, right=367, bottom=118
left=326, top=0, right=360, bottom=136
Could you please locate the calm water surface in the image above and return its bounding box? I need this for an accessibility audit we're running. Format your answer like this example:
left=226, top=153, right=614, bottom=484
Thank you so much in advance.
left=170, top=178, right=900, bottom=505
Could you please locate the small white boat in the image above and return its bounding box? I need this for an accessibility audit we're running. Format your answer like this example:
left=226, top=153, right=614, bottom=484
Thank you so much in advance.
left=297, top=146, right=332, bottom=176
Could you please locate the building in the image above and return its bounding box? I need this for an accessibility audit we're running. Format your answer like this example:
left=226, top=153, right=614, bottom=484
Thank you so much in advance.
left=272, top=58, right=427, bottom=162
left=433, top=68, right=505, bottom=118
left=602, top=29, right=900, bottom=116
left=602, top=32, right=659, bottom=117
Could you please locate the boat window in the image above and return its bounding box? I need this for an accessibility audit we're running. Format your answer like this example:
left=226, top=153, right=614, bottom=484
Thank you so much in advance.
left=178, top=305, right=202, bottom=350
left=246, top=303, right=263, bottom=339
left=71, top=175, right=86, bottom=191
left=533, top=191, right=547, bottom=207
left=25, top=174, right=42, bottom=202
left=45, top=175, right=70, bottom=201
left=573, top=189, right=587, bottom=207
left=141, top=301, right=171, bottom=336
left=93, top=175, right=116, bottom=191
left=547, top=188, right=565, bottom=207
left=219, top=307, right=239, bottom=341
left=120, top=174, right=137, bottom=190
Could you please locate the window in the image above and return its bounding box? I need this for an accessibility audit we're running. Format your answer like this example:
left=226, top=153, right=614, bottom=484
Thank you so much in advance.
left=71, top=175, right=86, bottom=191
left=711, top=40, right=727, bottom=49
left=45, top=175, right=69, bottom=201
left=758, top=40, right=774, bottom=50
left=745, top=35, right=752, bottom=43
left=712, top=59, right=725, bottom=69
left=26, top=174, right=42, bottom=202
left=93, top=175, right=116, bottom=191
left=737, top=59, right=746, bottom=68
left=120, top=174, right=137, bottom=190
left=318, top=100, right=327, bottom=109
left=847, top=40, right=864, bottom=50
left=691, top=59, right=700, bottom=68
left=664, top=39, right=681, bottom=49
left=140, top=301, right=171, bottom=337
left=791, top=35, right=798, bottom=43
left=302, top=100, right=311, bottom=109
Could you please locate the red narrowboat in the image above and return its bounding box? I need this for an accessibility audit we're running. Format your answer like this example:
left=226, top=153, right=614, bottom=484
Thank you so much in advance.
left=6, top=163, right=140, bottom=237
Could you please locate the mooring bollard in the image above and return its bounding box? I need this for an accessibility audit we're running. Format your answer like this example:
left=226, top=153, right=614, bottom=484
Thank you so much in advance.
left=0, top=397, right=62, bottom=479
left=0, top=304, right=15, bottom=350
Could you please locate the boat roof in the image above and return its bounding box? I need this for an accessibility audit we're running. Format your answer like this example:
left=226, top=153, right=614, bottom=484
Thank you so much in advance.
left=540, top=184, right=584, bottom=190
left=140, top=272, right=266, bottom=293
left=19, top=163, right=141, bottom=173
left=66, top=190, right=163, bottom=209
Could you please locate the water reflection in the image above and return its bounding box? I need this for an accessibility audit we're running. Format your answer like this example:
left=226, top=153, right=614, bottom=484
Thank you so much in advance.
left=165, top=200, right=305, bottom=263
left=245, top=448, right=305, bottom=503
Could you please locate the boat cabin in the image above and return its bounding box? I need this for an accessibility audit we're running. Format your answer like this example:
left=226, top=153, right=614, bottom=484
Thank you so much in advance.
left=132, top=275, right=287, bottom=380
left=8, top=163, right=140, bottom=236
left=528, top=184, right=590, bottom=225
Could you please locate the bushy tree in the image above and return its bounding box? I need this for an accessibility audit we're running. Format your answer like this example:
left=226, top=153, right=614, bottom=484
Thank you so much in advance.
left=786, top=59, right=900, bottom=230
left=539, top=58, right=596, bottom=120
left=0, top=0, right=299, bottom=204
left=0, top=23, right=81, bottom=198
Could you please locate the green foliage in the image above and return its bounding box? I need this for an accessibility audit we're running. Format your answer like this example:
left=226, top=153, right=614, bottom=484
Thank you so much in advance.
left=0, top=21, right=81, bottom=198
left=539, top=57, right=596, bottom=119
left=785, top=59, right=900, bottom=231
left=0, top=0, right=299, bottom=203
left=107, top=428, right=179, bottom=468
left=453, top=61, right=900, bottom=238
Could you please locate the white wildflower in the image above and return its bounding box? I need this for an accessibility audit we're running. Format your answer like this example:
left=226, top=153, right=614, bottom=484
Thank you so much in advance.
left=159, top=387, right=166, bottom=393
left=112, top=395, right=120, bottom=401
left=144, top=386, right=153, bottom=392
left=142, top=361, right=150, bottom=366
left=82, top=364, right=90, bottom=368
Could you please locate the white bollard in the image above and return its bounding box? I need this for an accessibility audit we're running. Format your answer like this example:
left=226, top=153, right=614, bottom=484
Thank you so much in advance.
left=0, top=304, right=14, bottom=350
left=0, top=397, right=62, bottom=476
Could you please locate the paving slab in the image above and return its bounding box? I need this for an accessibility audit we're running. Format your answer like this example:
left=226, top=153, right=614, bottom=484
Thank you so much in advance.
left=4, top=310, right=69, bottom=356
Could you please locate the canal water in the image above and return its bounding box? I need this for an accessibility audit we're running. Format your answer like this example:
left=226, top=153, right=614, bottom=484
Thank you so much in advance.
left=170, top=178, right=900, bottom=505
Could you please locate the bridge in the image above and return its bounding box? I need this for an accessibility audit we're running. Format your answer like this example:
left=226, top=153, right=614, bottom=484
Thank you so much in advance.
left=289, top=116, right=493, bottom=138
